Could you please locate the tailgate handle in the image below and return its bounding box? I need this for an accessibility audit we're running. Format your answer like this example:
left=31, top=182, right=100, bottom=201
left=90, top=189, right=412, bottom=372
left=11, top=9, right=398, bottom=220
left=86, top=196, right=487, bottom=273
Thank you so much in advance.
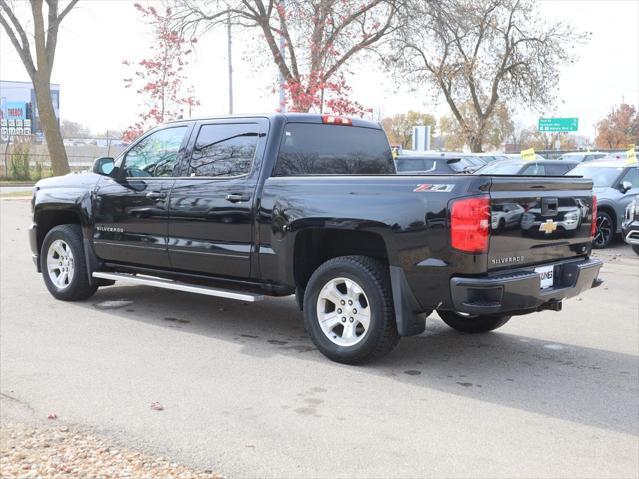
left=541, top=197, right=559, bottom=216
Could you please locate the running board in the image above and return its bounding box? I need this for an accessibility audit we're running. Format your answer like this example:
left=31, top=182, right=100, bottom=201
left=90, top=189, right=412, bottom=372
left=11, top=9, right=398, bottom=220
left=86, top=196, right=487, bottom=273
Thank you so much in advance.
left=92, top=271, right=264, bottom=302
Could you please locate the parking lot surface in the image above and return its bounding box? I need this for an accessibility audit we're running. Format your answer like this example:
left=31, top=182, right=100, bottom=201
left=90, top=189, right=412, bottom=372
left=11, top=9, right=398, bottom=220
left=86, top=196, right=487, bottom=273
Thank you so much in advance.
left=1, top=198, right=638, bottom=478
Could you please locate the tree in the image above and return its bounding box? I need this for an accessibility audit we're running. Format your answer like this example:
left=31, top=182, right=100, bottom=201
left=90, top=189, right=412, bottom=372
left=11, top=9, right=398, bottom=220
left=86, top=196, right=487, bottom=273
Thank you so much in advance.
left=60, top=119, right=90, bottom=138
left=170, top=0, right=399, bottom=114
left=123, top=4, right=199, bottom=143
left=381, top=111, right=436, bottom=147
left=595, top=103, right=639, bottom=149
left=0, top=0, right=79, bottom=175
left=439, top=101, right=513, bottom=151
left=388, top=0, right=587, bottom=152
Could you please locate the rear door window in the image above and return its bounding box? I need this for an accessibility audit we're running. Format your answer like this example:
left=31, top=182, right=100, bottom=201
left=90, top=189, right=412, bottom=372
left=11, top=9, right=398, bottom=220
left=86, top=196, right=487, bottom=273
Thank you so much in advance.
left=189, top=123, right=260, bottom=177
left=274, top=123, right=394, bottom=175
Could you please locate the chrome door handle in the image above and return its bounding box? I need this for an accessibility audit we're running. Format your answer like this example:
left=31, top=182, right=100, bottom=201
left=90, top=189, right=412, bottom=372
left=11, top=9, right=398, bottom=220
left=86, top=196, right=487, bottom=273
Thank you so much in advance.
left=146, top=191, right=166, bottom=199
left=225, top=193, right=250, bottom=203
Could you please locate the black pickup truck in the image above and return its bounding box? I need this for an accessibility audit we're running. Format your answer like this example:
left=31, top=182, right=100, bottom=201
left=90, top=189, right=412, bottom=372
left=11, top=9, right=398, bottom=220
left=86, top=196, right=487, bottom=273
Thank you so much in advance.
left=29, top=113, right=603, bottom=363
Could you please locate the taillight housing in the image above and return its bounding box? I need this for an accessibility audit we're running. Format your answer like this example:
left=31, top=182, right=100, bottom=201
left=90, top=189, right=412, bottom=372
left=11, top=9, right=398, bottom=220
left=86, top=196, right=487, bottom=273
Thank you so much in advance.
left=321, top=115, right=352, bottom=125
left=451, top=196, right=490, bottom=254
left=590, top=195, right=597, bottom=238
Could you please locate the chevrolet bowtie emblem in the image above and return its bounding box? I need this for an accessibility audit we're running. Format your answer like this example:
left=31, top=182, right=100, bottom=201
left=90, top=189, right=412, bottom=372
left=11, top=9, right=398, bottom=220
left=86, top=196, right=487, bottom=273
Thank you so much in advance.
left=539, top=219, right=558, bottom=234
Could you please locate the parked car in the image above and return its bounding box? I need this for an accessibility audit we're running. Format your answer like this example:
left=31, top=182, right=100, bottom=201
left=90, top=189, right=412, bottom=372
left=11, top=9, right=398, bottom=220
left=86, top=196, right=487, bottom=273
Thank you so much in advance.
left=29, top=113, right=602, bottom=364
left=557, top=152, right=609, bottom=163
left=395, top=153, right=478, bottom=174
left=622, top=198, right=639, bottom=255
left=475, top=159, right=579, bottom=176
left=566, top=158, right=639, bottom=248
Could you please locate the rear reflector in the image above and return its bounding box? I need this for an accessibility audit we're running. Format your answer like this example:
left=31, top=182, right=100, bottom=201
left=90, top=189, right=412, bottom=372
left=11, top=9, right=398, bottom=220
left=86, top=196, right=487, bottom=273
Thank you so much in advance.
left=321, top=115, right=352, bottom=125
left=451, top=196, right=490, bottom=254
left=590, top=195, right=597, bottom=238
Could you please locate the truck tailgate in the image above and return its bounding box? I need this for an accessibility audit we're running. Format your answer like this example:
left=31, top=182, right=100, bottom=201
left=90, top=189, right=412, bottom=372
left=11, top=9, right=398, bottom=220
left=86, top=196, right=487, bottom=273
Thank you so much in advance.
left=488, top=176, right=594, bottom=270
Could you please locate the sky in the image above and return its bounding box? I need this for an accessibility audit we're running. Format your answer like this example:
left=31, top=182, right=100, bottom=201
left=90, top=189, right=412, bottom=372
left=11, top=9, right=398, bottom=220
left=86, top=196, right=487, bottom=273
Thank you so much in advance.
left=1, top=0, right=638, bottom=140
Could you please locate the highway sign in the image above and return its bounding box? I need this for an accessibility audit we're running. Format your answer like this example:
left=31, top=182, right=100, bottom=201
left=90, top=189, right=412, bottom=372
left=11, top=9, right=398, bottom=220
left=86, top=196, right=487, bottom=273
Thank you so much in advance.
left=538, top=118, right=579, bottom=132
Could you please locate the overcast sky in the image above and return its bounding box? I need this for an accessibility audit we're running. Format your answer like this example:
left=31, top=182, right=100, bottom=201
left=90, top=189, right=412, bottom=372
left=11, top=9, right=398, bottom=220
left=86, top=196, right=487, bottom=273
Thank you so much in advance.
left=1, top=0, right=638, bottom=139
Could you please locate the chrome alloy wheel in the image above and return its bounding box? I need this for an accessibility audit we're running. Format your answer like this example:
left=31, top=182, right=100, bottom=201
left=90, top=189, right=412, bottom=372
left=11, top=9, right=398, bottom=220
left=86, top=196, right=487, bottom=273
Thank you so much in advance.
left=316, top=277, right=371, bottom=347
left=46, top=239, right=75, bottom=290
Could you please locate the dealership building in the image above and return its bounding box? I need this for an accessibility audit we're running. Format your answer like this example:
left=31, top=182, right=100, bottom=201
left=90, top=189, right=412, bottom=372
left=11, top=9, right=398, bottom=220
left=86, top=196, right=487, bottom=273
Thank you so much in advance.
left=0, top=80, right=60, bottom=141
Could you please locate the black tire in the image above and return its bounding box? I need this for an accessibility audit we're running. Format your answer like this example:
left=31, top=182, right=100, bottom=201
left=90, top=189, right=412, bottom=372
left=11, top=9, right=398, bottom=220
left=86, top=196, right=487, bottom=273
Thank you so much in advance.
left=592, top=211, right=614, bottom=249
left=437, top=310, right=511, bottom=334
left=303, top=256, right=399, bottom=364
left=40, top=224, right=98, bottom=301
left=632, top=245, right=639, bottom=255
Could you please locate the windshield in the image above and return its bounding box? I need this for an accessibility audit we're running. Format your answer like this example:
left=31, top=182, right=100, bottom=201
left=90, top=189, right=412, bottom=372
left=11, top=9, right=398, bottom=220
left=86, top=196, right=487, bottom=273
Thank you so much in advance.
left=568, top=165, right=623, bottom=187
left=476, top=162, right=522, bottom=174
left=448, top=158, right=476, bottom=172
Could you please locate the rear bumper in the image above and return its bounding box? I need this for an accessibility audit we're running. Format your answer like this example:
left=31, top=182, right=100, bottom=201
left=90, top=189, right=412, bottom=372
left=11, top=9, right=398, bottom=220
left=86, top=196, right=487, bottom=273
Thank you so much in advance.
left=449, top=257, right=603, bottom=315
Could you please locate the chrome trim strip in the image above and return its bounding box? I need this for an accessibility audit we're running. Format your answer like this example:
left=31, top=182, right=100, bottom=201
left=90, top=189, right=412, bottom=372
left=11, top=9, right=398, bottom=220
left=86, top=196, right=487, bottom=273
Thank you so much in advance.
left=625, top=231, right=639, bottom=245
left=92, top=272, right=263, bottom=302
left=168, top=248, right=247, bottom=259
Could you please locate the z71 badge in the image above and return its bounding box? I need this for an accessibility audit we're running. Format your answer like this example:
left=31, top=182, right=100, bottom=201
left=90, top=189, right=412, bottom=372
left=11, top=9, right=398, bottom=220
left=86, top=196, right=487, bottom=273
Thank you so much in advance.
left=414, top=183, right=455, bottom=193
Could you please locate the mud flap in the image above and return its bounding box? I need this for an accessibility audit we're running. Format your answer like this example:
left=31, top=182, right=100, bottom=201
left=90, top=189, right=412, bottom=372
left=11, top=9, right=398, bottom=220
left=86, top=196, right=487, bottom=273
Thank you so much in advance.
left=389, top=266, right=427, bottom=336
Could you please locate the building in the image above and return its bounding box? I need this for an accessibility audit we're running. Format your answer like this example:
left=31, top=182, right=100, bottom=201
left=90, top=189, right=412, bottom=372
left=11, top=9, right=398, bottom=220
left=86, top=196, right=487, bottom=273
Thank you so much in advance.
left=0, top=80, right=60, bottom=142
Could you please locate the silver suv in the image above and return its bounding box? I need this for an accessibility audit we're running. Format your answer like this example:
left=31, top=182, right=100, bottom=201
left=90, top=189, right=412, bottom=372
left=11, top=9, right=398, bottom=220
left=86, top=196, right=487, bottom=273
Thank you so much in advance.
left=567, top=159, right=639, bottom=248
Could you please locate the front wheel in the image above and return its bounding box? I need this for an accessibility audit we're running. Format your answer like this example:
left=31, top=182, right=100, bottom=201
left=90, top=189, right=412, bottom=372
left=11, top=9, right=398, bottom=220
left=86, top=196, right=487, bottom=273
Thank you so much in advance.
left=303, top=256, right=399, bottom=364
left=41, top=224, right=98, bottom=301
left=437, top=310, right=511, bottom=333
left=592, top=211, right=614, bottom=249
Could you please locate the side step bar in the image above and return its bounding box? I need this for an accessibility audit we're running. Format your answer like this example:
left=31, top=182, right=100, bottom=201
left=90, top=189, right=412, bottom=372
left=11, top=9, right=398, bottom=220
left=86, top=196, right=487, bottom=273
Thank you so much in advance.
left=92, top=272, right=264, bottom=302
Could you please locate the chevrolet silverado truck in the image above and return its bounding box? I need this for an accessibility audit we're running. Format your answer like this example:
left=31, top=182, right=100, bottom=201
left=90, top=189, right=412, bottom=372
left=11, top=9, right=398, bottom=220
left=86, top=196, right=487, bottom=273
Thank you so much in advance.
left=29, top=113, right=603, bottom=364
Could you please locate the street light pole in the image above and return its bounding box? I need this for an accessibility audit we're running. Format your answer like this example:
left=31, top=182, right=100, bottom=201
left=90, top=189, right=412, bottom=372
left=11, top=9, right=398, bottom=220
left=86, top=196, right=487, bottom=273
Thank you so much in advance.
left=227, top=11, right=234, bottom=115
left=278, top=0, right=286, bottom=112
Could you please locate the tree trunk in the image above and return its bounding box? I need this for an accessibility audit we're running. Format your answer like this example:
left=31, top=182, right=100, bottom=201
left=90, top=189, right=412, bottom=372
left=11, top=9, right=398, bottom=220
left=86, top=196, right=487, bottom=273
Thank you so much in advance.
left=469, top=134, right=484, bottom=153
left=33, top=74, right=69, bottom=176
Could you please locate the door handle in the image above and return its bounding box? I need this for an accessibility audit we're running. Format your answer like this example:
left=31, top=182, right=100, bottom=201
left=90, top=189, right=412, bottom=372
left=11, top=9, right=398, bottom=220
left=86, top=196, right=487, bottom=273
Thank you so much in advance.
left=225, top=193, right=250, bottom=203
left=146, top=191, right=166, bottom=200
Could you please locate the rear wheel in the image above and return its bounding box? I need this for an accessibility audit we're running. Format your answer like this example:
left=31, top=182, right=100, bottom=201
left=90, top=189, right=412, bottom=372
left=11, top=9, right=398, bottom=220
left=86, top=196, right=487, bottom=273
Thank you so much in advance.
left=303, top=256, right=399, bottom=364
left=632, top=245, right=639, bottom=255
left=41, top=225, right=98, bottom=301
left=437, top=310, right=511, bottom=334
left=592, top=211, right=614, bottom=249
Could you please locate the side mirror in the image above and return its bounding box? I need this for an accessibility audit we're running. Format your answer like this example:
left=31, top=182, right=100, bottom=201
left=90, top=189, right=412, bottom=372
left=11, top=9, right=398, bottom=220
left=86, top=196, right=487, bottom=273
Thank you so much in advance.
left=93, top=157, right=115, bottom=176
left=620, top=181, right=633, bottom=194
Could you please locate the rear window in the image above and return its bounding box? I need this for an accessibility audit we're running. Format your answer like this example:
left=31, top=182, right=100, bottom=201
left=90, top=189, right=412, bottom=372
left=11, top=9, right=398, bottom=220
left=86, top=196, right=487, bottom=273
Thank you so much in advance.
left=395, top=157, right=436, bottom=172
left=273, top=123, right=395, bottom=176
left=477, top=162, right=523, bottom=175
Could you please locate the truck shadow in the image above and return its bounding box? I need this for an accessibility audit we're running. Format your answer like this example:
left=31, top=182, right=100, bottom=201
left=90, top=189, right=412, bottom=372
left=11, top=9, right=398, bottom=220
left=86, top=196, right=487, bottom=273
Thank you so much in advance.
left=80, top=284, right=638, bottom=437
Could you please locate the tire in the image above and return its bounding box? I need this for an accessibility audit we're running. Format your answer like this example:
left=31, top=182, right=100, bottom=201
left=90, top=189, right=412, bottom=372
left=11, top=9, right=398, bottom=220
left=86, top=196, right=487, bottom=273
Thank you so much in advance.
left=592, top=211, right=614, bottom=249
left=437, top=310, right=511, bottom=334
left=303, top=256, right=399, bottom=364
left=632, top=245, right=639, bottom=255
left=40, top=224, right=98, bottom=301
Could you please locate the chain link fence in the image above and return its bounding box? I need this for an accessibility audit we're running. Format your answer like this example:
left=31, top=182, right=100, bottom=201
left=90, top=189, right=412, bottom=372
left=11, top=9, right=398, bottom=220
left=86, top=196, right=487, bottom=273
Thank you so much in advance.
left=0, top=135, right=126, bottom=180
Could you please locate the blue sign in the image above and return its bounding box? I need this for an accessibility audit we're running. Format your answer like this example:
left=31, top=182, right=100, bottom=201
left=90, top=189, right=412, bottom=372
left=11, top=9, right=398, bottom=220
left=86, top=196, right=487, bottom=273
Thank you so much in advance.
left=3, top=101, right=27, bottom=120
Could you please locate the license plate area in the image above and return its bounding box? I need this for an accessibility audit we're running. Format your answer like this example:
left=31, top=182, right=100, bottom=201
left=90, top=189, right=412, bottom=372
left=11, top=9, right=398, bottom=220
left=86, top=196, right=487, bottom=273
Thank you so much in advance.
left=535, top=265, right=555, bottom=290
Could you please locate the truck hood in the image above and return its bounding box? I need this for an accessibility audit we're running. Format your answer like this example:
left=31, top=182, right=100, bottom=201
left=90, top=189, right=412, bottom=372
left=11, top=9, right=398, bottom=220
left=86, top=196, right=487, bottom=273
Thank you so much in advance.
left=35, top=172, right=102, bottom=190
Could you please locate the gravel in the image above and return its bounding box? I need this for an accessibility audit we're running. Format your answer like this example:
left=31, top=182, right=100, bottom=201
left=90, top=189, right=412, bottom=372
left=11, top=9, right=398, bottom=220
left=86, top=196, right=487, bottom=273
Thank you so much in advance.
left=0, top=419, right=222, bottom=479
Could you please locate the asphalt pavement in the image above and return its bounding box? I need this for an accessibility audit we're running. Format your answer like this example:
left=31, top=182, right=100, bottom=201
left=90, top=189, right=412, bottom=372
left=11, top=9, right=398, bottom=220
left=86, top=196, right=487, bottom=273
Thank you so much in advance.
left=1, top=198, right=638, bottom=478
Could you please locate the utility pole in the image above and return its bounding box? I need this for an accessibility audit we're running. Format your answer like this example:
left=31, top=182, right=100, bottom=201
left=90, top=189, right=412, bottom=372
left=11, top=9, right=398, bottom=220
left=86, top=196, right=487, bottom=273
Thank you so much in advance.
left=278, top=0, right=286, bottom=112
left=227, top=11, right=234, bottom=115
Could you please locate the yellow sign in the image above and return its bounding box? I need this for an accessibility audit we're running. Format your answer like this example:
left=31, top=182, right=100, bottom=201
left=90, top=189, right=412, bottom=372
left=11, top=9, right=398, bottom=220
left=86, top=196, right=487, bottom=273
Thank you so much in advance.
left=520, top=148, right=536, bottom=161
left=626, top=145, right=637, bottom=165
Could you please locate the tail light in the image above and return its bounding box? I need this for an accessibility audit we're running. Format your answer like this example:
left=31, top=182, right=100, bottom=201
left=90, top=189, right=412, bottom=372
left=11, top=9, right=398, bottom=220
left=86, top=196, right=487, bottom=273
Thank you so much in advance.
left=321, top=115, right=352, bottom=125
left=590, top=195, right=597, bottom=238
left=450, top=196, right=490, bottom=253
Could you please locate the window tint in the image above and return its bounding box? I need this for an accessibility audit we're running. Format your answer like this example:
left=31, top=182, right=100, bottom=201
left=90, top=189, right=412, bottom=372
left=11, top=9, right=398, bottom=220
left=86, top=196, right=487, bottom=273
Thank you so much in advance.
left=621, top=167, right=639, bottom=188
left=123, top=126, right=187, bottom=177
left=274, top=124, right=394, bottom=176
left=545, top=163, right=571, bottom=175
left=189, top=123, right=259, bottom=177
